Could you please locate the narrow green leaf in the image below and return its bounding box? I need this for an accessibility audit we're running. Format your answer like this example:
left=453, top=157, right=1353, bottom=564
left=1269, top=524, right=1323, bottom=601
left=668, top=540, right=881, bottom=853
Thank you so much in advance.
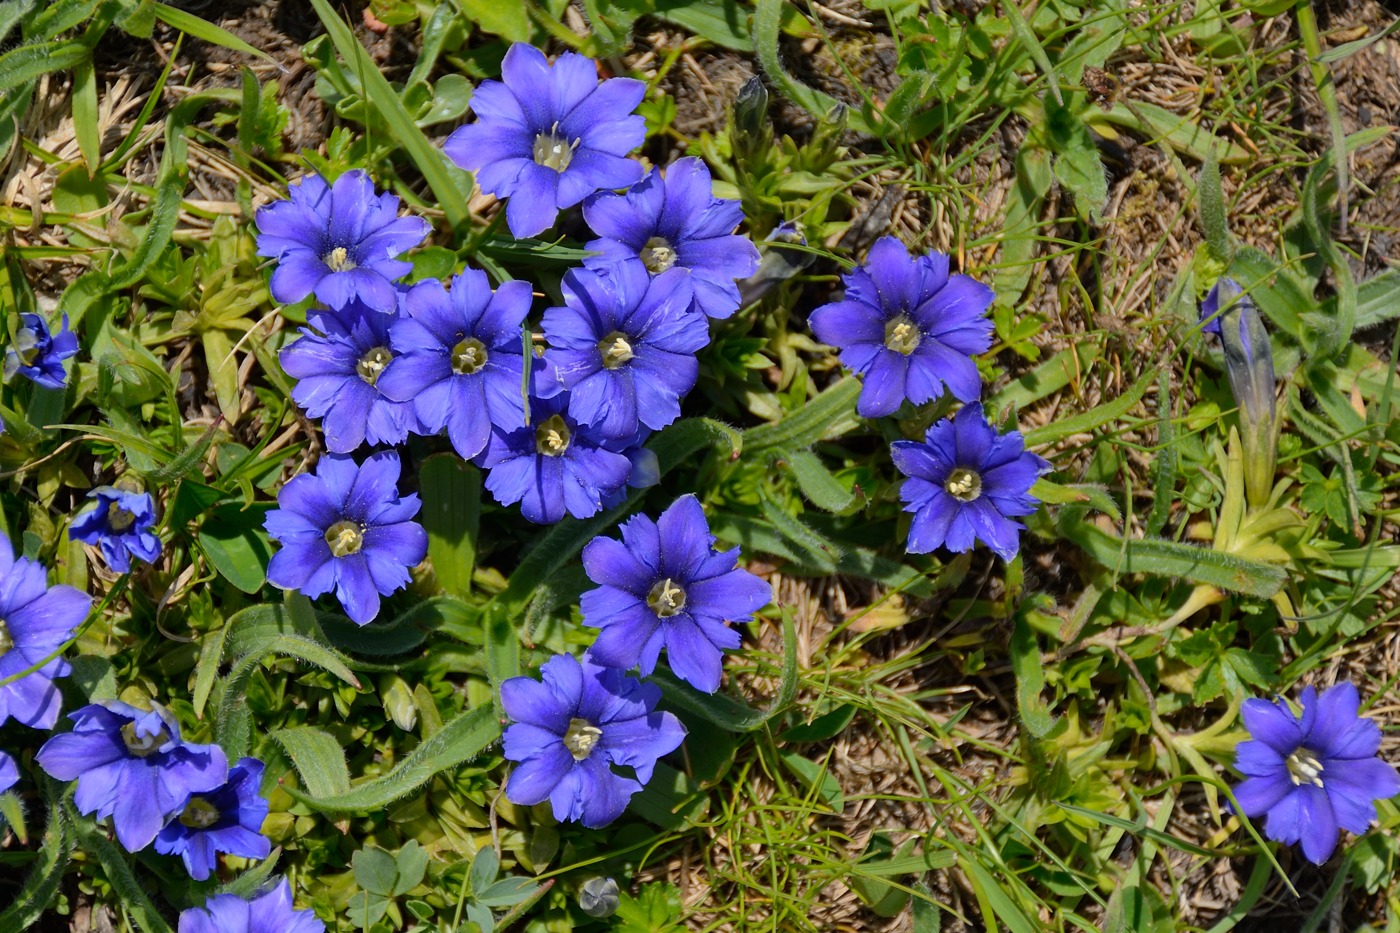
left=784, top=449, right=858, bottom=512
left=1143, top=370, right=1177, bottom=538
left=0, top=0, right=38, bottom=46
left=752, top=0, right=875, bottom=134
left=1317, top=15, right=1400, bottom=62
left=1002, top=0, right=1063, bottom=104
left=80, top=824, right=174, bottom=933
left=152, top=2, right=276, bottom=62
left=272, top=727, right=352, bottom=798
left=71, top=59, right=100, bottom=173
left=0, top=40, right=89, bottom=95
left=420, top=454, right=479, bottom=599
left=0, top=790, right=25, bottom=844
left=960, top=855, right=1039, bottom=933
left=1022, top=367, right=1152, bottom=448
left=1197, top=149, right=1233, bottom=263
left=0, top=791, right=71, bottom=930
left=286, top=705, right=500, bottom=812
left=192, top=623, right=228, bottom=718
left=1010, top=612, right=1058, bottom=738
left=987, top=343, right=1101, bottom=413
left=745, top=378, right=861, bottom=453
left=105, top=158, right=183, bottom=292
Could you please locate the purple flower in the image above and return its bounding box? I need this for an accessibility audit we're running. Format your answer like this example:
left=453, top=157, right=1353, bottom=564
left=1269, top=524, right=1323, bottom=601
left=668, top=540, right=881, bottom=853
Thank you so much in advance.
left=0, top=750, right=17, bottom=793
left=4, top=313, right=79, bottom=390
left=582, top=158, right=760, bottom=320
left=479, top=368, right=634, bottom=524
left=809, top=237, right=994, bottom=418
left=178, top=878, right=324, bottom=933
left=255, top=170, right=430, bottom=313
left=155, top=757, right=271, bottom=881
left=376, top=270, right=533, bottom=460
left=444, top=43, right=645, bottom=239
left=890, top=403, right=1049, bottom=561
left=543, top=265, right=707, bottom=439
left=265, top=451, right=427, bottom=625
left=1233, top=683, right=1400, bottom=865
left=0, top=536, right=90, bottom=730
left=279, top=301, right=424, bottom=453
left=581, top=495, right=770, bottom=693
left=69, top=487, right=162, bottom=573
left=36, top=701, right=229, bottom=852
left=501, top=653, right=686, bottom=828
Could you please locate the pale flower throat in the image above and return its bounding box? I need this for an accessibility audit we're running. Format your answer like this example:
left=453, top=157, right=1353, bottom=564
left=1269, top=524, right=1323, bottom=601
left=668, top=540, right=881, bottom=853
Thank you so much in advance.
left=599, top=332, right=634, bottom=370
left=533, top=122, right=580, bottom=173
left=179, top=796, right=221, bottom=829
left=563, top=717, right=603, bottom=761
left=325, top=521, right=364, bottom=558
left=648, top=578, right=687, bottom=617
left=639, top=237, right=677, bottom=274
left=357, top=346, right=393, bottom=385
left=884, top=314, right=921, bottom=355
left=536, top=414, right=571, bottom=457
left=1286, top=748, right=1324, bottom=787
left=121, top=721, right=170, bottom=758
left=451, top=337, right=488, bottom=375
left=107, top=500, right=137, bottom=532
left=324, top=246, right=357, bottom=272
left=944, top=468, right=982, bottom=502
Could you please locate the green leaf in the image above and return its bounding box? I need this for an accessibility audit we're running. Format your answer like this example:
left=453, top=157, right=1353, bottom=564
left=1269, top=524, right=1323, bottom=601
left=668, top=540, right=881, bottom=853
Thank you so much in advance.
left=71, top=59, right=100, bottom=173
left=0, top=782, right=70, bottom=928
left=1353, top=268, right=1400, bottom=329
left=197, top=503, right=274, bottom=594
left=104, top=159, right=183, bottom=292
left=459, top=0, right=531, bottom=41
left=353, top=845, right=399, bottom=896
left=1002, top=0, right=1063, bottom=104
left=753, top=0, right=875, bottom=135
left=1045, top=98, right=1107, bottom=222
left=1197, top=149, right=1233, bottom=263
left=80, top=824, right=174, bottom=933
left=783, top=449, right=859, bottom=512
left=653, top=0, right=752, bottom=51
left=1010, top=611, right=1059, bottom=738
left=745, top=378, right=861, bottom=453
left=1022, top=367, right=1152, bottom=448
left=469, top=845, right=499, bottom=894
left=0, top=40, right=89, bottom=95
left=986, top=343, right=1101, bottom=413
left=152, top=2, right=277, bottom=62
left=272, top=727, right=352, bottom=799
left=628, top=762, right=707, bottom=831
left=420, top=454, right=479, bottom=599
left=779, top=751, right=844, bottom=809
left=286, top=705, right=500, bottom=812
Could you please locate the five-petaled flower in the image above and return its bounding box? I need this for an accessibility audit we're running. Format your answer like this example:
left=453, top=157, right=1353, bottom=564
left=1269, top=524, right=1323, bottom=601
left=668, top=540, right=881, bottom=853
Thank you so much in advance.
left=809, top=237, right=993, bottom=418
left=70, top=487, right=162, bottom=573
left=37, top=701, right=229, bottom=853
left=501, top=652, right=686, bottom=828
left=4, top=312, right=79, bottom=390
left=544, top=265, right=708, bottom=439
left=444, top=43, right=646, bottom=239
left=264, top=451, right=428, bottom=625
left=479, top=367, right=635, bottom=524
left=0, top=535, right=91, bottom=730
left=177, top=878, right=325, bottom=933
left=580, top=495, right=771, bottom=693
left=890, top=402, right=1049, bottom=561
left=279, top=301, right=424, bottom=453
left=155, top=757, right=272, bottom=881
left=1233, top=682, right=1400, bottom=865
left=255, top=170, right=430, bottom=313
left=377, top=270, right=534, bottom=461
left=582, top=157, right=760, bottom=320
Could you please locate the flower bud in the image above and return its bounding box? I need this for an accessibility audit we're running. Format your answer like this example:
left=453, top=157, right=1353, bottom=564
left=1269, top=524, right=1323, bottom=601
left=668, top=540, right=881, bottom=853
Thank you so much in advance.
left=1201, top=277, right=1278, bottom=507
left=578, top=877, right=620, bottom=918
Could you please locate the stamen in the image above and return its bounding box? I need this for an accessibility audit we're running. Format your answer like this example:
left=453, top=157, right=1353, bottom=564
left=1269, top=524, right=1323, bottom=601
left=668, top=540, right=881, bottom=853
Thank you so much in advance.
left=647, top=578, right=687, bottom=617
left=178, top=796, right=222, bottom=830
left=883, top=315, right=922, bottom=355
left=535, top=414, right=571, bottom=457
left=563, top=717, right=603, bottom=760
left=324, top=246, right=357, bottom=272
left=324, top=521, right=364, bottom=557
left=599, top=332, right=635, bottom=370
left=451, top=337, right=489, bottom=375
left=121, top=721, right=170, bottom=758
left=944, top=468, right=982, bottom=502
left=107, top=501, right=137, bottom=532
left=639, top=237, right=678, bottom=274
left=532, top=122, right=579, bottom=173
left=356, top=346, right=393, bottom=385
left=1286, top=748, right=1325, bottom=787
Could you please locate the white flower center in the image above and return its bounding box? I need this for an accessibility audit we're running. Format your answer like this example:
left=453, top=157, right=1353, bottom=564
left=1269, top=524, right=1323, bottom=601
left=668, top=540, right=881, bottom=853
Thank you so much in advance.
left=599, top=332, right=635, bottom=370
left=944, top=468, right=982, bottom=502
left=451, top=337, right=488, bottom=375
left=532, top=123, right=580, bottom=173
left=535, top=414, right=571, bottom=457
left=1286, top=748, right=1324, bottom=787
left=324, top=246, right=357, bottom=272
left=178, top=796, right=222, bottom=829
left=884, top=315, right=921, bottom=355
left=639, top=237, right=677, bottom=274
left=647, top=578, right=687, bottom=618
left=563, top=717, right=603, bottom=761
left=324, top=521, right=364, bottom=557
left=121, top=721, right=169, bottom=758
left=356, top=346, right=393, bottom=385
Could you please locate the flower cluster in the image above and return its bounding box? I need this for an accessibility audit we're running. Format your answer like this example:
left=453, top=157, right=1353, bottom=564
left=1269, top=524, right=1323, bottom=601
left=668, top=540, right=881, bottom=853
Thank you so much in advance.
left=809, top=237, right=1048, bottom=560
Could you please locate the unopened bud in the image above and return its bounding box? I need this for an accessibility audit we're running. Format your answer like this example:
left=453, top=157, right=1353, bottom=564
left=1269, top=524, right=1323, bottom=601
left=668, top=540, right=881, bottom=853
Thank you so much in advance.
left=578, top=877, right=620, bottom=918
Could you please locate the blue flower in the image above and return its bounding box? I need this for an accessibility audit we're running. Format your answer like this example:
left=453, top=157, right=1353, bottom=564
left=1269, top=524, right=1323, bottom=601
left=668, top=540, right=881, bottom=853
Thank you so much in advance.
left=582, top=158, right=760, bottom=319
left=809, top=237, right=993, bottom=418
left=265, top=451, right=427, bottom=625
left=4, top=313, right=79, bottom=390
left=69, top=487, right=162, bottom=573
left=0, top=536, right=90, bottom=730
left=279, top=301, right=424, bottom=453
left=501, top=652, right=686, bottom=828
left=36, top=701, right=229, bottom=853
left=1233, top=683, right=1400, bottom=865
left=177, top=878, right=324, bottom=933
left=155, top=757, right=271, bottom=881
left=444, top=43, right=646, bottom=239
left=255, top=170, right=431, bottom=313
left=890, top=403, right=1049, bottom=561
left=543, top=265, right=707, bottom=439
left=376, top=270, right=533, bottom=460
left=0, top=750, right=17, bottom=793
left=479, top=368, right=634, bottom=524
left=581, top=495, right=770, bottom=693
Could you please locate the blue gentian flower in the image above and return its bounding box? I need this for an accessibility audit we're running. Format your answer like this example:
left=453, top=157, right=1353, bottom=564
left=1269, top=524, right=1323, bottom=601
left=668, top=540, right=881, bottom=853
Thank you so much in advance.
left=479, top=368, right=634, bottom=524
left=890, top=403, right=1049, bottom=561
left=3, top=313, right=79, bottom=390
left=501, top=652, right=686, bottom=828
left=444, top=43, right=646, bottom=239
left=581, top=495, right=771, bottom=693
left=69, top=487, right=162, bottom=573
left=376, top=270, right=534, bottom=460
left=809, top=237, right=994, bottom=418
left=1233, top=682, right=1400, bottom=865
left=177, top=878, right=324, bottom=933
left=155, top=757, right=271, bottom=881
left=1237, top=680, right=1400, bottom=862
left=0, top=750, right=17, bottom=793
left=279, top=301, right=424, bottom=453
left=255, top=170, right=431, bottom=313
left=543, top=265, right=708, bottom=439
left=0, top=536, right=90, bottom=730
left=582, top=158, right=760, bottom=320
left=36, top=701, right=229, bottom=852
left=265, top=451, right=427, bottom=625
